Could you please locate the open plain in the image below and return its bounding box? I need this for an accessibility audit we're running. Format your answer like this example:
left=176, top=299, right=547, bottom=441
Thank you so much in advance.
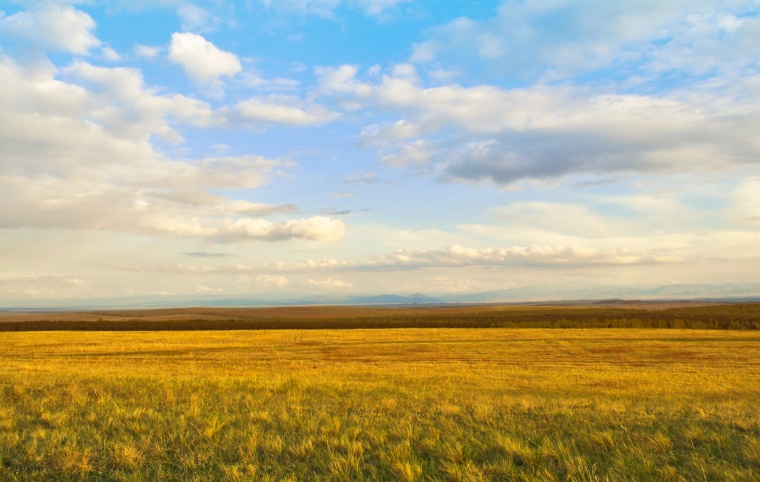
left=0, top=305, right=759, bottom=480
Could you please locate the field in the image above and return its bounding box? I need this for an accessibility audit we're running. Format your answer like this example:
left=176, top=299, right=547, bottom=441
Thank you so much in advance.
left=1, top=305, right=759, bottom=480
left=2, top=301, right=760, bottom=330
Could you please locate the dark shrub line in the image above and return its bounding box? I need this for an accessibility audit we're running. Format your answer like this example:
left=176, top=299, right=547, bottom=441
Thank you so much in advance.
left=2, top=304, right=759, bottom=331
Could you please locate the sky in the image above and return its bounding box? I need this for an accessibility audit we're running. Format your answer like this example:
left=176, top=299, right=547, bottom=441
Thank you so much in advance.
left=1, top=0, right=760, bottom=304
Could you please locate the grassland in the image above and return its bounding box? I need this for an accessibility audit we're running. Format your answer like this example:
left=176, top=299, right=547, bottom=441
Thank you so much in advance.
left=2, top=301, right=760, bottom=331
left=1, top=324, right=759, bottom=480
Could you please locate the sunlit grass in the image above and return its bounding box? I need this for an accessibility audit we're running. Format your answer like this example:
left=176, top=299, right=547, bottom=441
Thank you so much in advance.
left=1, top=328, right=758, bottom=480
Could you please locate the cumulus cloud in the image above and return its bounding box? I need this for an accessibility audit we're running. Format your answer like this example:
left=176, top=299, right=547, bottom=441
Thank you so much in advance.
left=227, top=95, right=338, bottom=126
left=0, top=54, right=346, bottom=244
left=318, top=65, right=760, bottom=184
left=222, top=216, right=347, bottom=242
left=269, top=258, right=356, bottom=271
left=312, top=2, right=760, bottom=185
left=0, top=4, right=100, bottom=55
left=64, top=60, right=216, bottom=140
left=168, top=33, right=242, bottom=84
left=1, top=171, right=347, bottom=242
left=1, top=57, right=152, bottom=175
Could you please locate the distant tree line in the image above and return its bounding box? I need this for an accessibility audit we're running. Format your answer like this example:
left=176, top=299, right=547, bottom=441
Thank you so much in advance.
left=1, top=303, right=759, bottom=331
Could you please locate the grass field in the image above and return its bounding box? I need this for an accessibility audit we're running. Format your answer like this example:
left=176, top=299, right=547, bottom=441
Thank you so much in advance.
left=2, top=302, right=760, bottom=331
left=1, top=326, right=759, bottom=481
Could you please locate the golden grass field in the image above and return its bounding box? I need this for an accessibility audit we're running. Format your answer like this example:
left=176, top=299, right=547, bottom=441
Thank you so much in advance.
left=1, top=324, right=759, bottom=480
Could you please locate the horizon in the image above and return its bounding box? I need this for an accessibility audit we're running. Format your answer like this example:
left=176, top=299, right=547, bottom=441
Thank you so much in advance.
left=2, top=1, right=760, bottom=304
left=4, top=281, right=760, bottom=310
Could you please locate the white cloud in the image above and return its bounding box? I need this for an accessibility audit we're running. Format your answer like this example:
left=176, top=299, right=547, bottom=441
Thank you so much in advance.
left=168, top=32, right=242, bottom=84
left=371, top=244, right=683, bottom=269
left=255, top=275, right=290, bottom=288
left=0, top=4, right=100, bottom=55
left=379, top=140, right=432, bottom=167
left=0, top=54, right=346, bottom=244
left=134, top=44, right=162, bottom=59
left=0, top=57, right=152, bottom=174
left=228, top=96, right=338, bottom=126
left=0, top=171, right=347, bottom=242
left=64, top=60, right=216, bottom=140
left=195, top=284, right=224, bottom=293
left=222, top=216, right=347, bottom=242
left=169, top=156, right=279, bottom=190
left=269, top=258, right=356, bottom=271
left=305, top=277, right=354, bottom=288
left=359, top=120, right=422, bottom=147
left=100, top=46, right=121, bottom=62
left=310, top=2, right=760, bottom=185
left=318, top=65, right=760, bottom=184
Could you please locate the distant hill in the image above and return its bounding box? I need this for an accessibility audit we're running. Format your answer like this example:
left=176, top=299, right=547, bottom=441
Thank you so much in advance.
left=440, top=283, right=760, bottom=303
left=2, top=283, right=760, bottom=310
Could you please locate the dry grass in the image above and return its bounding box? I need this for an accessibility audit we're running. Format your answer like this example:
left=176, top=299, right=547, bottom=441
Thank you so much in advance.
left=2, top=302, right=758, bottom=331
left=0, top=328, right=758, bottom=480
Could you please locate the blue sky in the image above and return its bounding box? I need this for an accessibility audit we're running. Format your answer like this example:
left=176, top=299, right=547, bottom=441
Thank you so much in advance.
left=1, top=0, right=759, bottom=303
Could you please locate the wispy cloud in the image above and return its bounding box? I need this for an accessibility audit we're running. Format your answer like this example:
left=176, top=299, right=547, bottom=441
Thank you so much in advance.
left=185, top=252, right=236, bottom=259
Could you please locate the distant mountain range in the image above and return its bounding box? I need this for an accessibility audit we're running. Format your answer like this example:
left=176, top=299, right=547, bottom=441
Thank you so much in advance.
left=438, top=283, right=760, bottom=303
left=3, top=283, right=760, bottom=310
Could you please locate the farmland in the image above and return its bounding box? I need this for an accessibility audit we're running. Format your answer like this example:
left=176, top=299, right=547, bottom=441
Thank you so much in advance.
left=0, top=304, right=759, bottom=480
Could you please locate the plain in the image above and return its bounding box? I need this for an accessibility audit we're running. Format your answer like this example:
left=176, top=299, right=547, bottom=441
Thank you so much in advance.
left=1, top=322, right=759, bottom=481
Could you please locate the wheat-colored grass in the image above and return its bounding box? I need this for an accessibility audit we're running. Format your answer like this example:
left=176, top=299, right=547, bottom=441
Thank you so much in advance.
left=0, top=328, right=758, bottom=480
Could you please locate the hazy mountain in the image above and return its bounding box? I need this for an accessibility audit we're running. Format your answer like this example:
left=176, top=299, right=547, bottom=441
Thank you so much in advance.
left=3, top=283, right=760, bottom=311
left=440, top=283, right=760, bottom=303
